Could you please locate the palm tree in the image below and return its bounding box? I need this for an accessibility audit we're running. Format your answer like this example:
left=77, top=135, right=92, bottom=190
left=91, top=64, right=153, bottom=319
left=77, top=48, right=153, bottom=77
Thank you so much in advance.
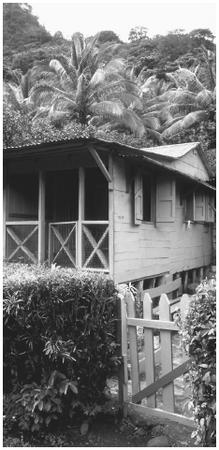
left=138, top=66, right=215, bottom=140
left=29, top=33, right=160, bottom=138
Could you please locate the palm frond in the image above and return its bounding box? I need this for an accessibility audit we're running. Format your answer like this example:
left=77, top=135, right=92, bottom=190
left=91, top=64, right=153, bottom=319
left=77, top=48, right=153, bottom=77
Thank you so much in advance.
left=196, top=89, right=214, bottom=108
left=89, top=68, right=106, bottom=88
left=143, top=116, right=160, bottom=131
left=90, top=100, right=124, bottom=118
left=77, top=33, right=99, bottom=75
left=71, top=32, right=85, bottom=69
left=162, top=110, right=208, bottom=139
left=104, top=58, right=126, bottom=74
left=121, top=109, right=145, bottom=137
left=32, top=106, right=50, bottom=121
left=4, top=82, right=24, bottom=110
left=144, top=127, right=164, bottom=144
left=173, top=68, right=204, bottom=93
left=159, top=116, right=184, bottom=132
left=50, top=96, right=77, bottom=112
left=119, top=92, right=143, bottom=110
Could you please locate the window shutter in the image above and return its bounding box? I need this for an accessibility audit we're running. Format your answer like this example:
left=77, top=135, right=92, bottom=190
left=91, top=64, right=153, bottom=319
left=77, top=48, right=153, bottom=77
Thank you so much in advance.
left=134, top=172, right=143, bottom=224
left=185, top=192, right=195, bottom=221
left=205, top=194, right=215, bottom=223
left=156, top=177, right=175, bottom=222
left=195, top=191, right=205, bottom=221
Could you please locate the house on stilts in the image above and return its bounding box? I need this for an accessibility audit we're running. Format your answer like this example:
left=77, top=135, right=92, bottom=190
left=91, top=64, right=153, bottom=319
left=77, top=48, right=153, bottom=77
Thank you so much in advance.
left=3, top=138, right=215, bottom=293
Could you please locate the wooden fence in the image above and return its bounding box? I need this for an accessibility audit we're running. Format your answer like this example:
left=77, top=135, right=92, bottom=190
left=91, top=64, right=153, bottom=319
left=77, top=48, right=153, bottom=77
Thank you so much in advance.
left=120, top=291, right=194, bottom=427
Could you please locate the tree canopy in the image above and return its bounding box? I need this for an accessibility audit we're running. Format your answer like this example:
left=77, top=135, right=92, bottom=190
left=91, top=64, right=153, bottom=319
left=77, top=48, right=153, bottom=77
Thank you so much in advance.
left=3, top=3, right=216, bottom=171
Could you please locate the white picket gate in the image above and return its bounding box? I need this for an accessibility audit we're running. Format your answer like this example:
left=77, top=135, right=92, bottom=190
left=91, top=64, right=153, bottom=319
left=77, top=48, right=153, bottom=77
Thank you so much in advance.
left=119, top=291, right=194, bottom=427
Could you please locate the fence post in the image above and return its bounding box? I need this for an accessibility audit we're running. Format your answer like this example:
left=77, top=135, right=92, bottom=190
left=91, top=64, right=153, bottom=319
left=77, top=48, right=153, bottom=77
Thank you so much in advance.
left=159, top=294, right=174, bottom=412
left=180, top=294, right=191, bottom=322
left=118, top=295, right=129, bottom=416
left=143, top=293, right=156, bottom=407
left=126, top=292, right=140, bottom=396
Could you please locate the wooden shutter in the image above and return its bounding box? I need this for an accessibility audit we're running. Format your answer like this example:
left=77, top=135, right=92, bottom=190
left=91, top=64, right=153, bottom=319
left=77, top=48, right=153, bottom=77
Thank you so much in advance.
left=185, top=192, right=195, bottom=221
left=156, top=177, right=175, bottom=222
left=134, top=172, right=143, bottom=224
left=195, top=191, right=205, bottom=221
left=205, top=193, right=215, bottom=223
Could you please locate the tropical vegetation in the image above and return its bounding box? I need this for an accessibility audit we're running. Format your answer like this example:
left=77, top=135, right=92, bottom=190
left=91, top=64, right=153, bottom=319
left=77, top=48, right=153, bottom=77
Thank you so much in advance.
left=3, top=3, right=216, bottom=160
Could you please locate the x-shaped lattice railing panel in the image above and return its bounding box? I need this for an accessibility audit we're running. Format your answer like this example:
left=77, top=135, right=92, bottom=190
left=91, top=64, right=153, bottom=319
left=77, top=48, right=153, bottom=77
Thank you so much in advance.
left=82, top=223, right=109, bottom=269
left=6, top=224, right=38, bottom=264
left=49, top=222, right=77, bottom=267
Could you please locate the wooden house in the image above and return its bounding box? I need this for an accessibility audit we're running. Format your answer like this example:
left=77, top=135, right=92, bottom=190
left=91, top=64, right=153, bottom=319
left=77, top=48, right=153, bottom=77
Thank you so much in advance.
left=3, top=138, right=215, bottom=290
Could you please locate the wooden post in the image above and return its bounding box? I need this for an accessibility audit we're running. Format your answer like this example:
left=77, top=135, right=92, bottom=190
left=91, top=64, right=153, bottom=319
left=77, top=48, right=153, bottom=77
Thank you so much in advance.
left=38, top=171, right=46, bottom=264
left=175, top=272, right=182, bottom=295
left=159, top=294, right=174, bottom=412
left=180, top=294, right=191, bottom=323
left=192, top=269, right=197, bottom=284
left=119, top=296, right=129, bottom=416
left=136, top=280, right=144, bottom=310
left=3, top=166, right=8, bottom=260
left=126, top=292, right=140, bottom=396
left=183, top=271, right=188, bottom=291
left=143, top=293, right=156, bottom=407
left=77, top=167, right=85, bottom=268
left=199, top=267, right=204, bottom=281
left=108, top=155, right=114, bottom=279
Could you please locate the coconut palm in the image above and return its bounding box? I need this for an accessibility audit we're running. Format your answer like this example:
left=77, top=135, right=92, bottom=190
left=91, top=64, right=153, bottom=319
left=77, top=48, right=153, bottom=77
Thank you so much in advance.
left=28, top=33, right=163, bottom=139
left=138, top=66, right=215, bottom=140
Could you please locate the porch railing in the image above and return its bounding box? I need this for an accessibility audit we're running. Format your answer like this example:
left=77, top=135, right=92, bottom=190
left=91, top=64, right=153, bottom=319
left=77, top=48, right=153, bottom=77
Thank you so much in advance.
left=48, top=221, right=77, bottom=267
left=5, top=221, right=39, bottom=264
left=48, top=220, right=109, bottom=271
left=6, top=220, right=109, bottom=271
left=81, top=221, right=109, bottom=270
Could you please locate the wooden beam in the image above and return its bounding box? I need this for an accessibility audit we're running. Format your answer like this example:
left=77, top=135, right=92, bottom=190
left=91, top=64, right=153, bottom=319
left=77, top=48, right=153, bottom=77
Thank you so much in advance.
left=127, top=317, right=178, bottom=331
left=143, top=294, right=156, bottom=408
left=38, top=171, right=46, bottom=264
left=126, top=293, right=140, bottom=396
left=77, top=167, right=85, bottom=268
left=127, top=403, right=195, bottom=428
left=108, top=154, right=114, bottom=278
left=7, top=225, right=38, bottom=263
left=82, top=224, right=109, bottom=269
left=132, top=358, right=191, bottom=404
left=89, top=147, right=112, bottom=183
left=160, top=294, right=174, bottom=412
left=119, top=297, right=129, bottom=416
left=143, top=278, right=182, bottom=300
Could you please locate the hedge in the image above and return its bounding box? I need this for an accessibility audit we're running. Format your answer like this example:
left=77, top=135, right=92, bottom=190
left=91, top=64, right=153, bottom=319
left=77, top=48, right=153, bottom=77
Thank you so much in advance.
left=3, top=263, right=121, bottom=433
left=179, top=277, right=216, bottom=446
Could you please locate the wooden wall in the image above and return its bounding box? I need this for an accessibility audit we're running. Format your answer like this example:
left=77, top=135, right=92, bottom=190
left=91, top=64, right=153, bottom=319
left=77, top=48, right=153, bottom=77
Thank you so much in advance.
left=112, top=157, right=212, bottom=284
left=161, top=148, right=209, bottom=181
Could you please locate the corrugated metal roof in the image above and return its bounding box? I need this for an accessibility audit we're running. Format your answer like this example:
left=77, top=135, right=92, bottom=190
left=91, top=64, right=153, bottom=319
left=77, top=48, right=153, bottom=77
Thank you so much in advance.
left=141, top=142, right=200, bottom=159
left=3, top=137, right=214, bottom=190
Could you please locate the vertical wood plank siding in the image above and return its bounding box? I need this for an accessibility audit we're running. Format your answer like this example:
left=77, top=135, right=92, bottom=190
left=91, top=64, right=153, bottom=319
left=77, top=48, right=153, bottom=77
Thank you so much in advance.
left=38, top=171, right=46, bottom=263
left=113, top=157, right=212, bottom=284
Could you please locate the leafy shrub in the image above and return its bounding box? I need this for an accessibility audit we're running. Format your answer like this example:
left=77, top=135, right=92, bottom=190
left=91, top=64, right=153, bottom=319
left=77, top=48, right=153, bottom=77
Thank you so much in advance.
left=179, top=278, right=216, bottom=446
left=3, top=263, right=120, bottom=432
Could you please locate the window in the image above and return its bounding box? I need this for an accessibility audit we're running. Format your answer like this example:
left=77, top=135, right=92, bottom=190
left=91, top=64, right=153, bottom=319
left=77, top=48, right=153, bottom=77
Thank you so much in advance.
left=185, top=190, right=215, bottom=223
left=156, top=176, right=176, bottom=223
left=143, top=176, right=152, bottom=221
left=134, top=172, right=154, bottom=224
left=134, top=172, right=176, bottom=225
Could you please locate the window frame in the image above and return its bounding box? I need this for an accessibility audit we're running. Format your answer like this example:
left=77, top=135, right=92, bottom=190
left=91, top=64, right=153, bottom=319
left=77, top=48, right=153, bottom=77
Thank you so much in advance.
left=184, top=189, right=215, bottom=224
left=134, top=171, right=156, bottom=225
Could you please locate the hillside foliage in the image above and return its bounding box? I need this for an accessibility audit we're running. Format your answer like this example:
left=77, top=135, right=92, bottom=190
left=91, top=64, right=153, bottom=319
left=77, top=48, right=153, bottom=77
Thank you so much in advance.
left=3, top=4, right=216, bottom=174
